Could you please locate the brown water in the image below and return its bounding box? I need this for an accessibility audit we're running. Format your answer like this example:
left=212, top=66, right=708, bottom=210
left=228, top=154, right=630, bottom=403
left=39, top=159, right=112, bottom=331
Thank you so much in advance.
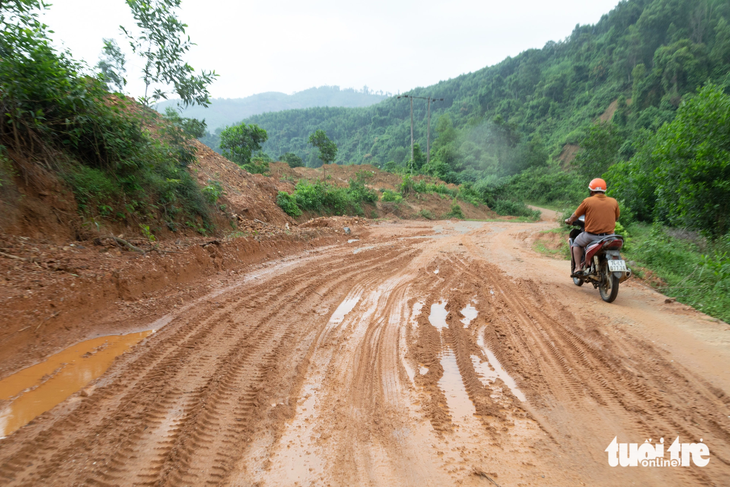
left=0, top=330, right=153, bottom=438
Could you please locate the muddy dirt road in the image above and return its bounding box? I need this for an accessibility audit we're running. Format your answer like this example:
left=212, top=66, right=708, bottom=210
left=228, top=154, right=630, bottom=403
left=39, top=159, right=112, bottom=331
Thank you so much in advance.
left=1, top=214, right=729, bottom=486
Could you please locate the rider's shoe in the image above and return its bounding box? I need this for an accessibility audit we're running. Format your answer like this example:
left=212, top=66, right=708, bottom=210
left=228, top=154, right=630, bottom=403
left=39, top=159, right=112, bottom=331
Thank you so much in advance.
left=571, top=269, right=585, bottom=278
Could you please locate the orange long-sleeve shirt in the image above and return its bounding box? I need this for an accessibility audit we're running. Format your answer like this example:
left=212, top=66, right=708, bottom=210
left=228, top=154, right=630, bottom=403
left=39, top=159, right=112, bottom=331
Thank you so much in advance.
left=574, top=193, right=620, bottom=234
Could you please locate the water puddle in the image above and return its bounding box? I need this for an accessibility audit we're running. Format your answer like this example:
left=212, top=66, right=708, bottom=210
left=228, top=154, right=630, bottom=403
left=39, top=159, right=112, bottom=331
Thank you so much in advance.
left=326, top=295, right=360, bottom=329
left=460, top=303, right=478, bottom=328
left=347, top=239, right=359, bottom=243
left=429, top=300, right=448, bottom=330
left=0, top=330, right=153, bottom=438
left=434, top=269, right=439, bottom=274
left=353, top=245, right=374, bottom=254
left=438, top=348, right=476, bottom=420
left=474, top=335, right=526, bottom=402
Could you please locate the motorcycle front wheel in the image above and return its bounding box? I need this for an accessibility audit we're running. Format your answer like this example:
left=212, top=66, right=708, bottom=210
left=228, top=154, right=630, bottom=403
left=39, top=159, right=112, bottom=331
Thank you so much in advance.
left=599, top=265, right=619, bottom=303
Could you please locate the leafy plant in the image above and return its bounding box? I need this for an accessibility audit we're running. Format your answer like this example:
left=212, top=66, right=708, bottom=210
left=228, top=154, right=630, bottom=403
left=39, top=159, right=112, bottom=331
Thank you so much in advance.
left=276, top=191, right=301, bottom=217
left=121, top=0, right=217, bottom=107
left=202, top=179, right=224, bottom=204
left=308, top=129, right=337, bottom=165
left=446, top=199, right=465, bottom=219
left=219, top=122, right=268, bottom=166
left=96, top=38, right=127, bottom=93
left=381, top=189, right=402, bottom=203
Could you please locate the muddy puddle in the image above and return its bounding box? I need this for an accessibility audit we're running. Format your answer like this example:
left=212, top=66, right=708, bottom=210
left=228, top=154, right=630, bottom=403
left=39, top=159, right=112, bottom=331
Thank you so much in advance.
left=438, top=349, right=476, bottom=420
left=428, top=300, right=477, bottom=419
left=0, top=331, right=153, bottom=438
left=460, top=303, right=478, bottom=327
left=327, top=295, right=360, bottom=329
left=475, top=335, right=526, bottom=402
left=429, top=301, right=448, bottom=329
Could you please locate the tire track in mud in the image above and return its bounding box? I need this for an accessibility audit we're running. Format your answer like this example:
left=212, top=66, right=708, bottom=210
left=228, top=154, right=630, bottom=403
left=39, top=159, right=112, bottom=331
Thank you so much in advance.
left=2, top=222, right=729, bottom=487
left=461, top=252, right=730, bottom=486
left=0, top=244, right=421, bottom=486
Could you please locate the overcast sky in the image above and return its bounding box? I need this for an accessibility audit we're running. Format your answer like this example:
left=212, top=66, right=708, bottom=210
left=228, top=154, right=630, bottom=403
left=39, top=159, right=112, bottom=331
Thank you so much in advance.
left=42, top=0, right=622, bottom=100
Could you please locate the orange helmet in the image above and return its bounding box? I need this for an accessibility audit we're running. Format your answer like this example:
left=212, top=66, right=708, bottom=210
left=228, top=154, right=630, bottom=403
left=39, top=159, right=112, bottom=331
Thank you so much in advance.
left=589, top=178, right=607, bottom=192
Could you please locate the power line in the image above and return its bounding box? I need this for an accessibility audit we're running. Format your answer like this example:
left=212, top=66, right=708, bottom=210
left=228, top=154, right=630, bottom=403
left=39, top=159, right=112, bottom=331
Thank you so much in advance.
left=396, top=95, right=444, bottom=173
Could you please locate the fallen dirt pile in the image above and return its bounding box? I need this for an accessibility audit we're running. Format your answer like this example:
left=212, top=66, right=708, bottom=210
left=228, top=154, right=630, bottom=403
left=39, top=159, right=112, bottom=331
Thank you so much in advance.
left=269, top=161, right=497, bottom=221
left=192, top=142, right=295, bottom=226
left=1, top=218, right=728, bottom=486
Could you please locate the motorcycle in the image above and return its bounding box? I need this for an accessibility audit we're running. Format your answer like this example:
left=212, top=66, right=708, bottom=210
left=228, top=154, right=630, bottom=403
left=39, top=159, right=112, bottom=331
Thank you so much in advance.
left=567, top=216, right=632, bottom=303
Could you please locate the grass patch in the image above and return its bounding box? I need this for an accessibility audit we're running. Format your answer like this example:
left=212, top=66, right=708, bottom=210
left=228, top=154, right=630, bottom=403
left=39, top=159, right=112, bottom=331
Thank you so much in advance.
left=533, top=228, right=571, bottom=259
left=622, top=223, right=730, bottom=322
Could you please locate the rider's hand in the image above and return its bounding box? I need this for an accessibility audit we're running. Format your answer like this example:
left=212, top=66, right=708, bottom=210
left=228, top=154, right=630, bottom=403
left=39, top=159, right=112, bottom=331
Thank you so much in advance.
left=564, top=218, right=571, bottom=224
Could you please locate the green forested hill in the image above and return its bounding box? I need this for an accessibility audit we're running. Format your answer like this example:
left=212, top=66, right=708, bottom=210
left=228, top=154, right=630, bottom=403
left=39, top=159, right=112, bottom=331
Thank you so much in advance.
left=241, top=0, right=730, bottom=187
left=157, top=86, right=388, bottom=131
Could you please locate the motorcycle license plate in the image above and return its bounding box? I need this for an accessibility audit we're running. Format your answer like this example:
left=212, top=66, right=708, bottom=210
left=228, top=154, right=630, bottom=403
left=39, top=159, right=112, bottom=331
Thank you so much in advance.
left=608, top=259, right=628, bottom=272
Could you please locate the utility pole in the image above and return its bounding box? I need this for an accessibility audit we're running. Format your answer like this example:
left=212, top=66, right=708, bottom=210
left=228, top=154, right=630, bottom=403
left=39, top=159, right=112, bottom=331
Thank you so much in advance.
left=397, top=95, right=444, bottom=173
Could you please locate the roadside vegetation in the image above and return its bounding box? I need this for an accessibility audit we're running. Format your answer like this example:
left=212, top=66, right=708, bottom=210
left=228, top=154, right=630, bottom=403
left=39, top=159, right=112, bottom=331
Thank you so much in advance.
left=0, top=0, right=220, bottom=235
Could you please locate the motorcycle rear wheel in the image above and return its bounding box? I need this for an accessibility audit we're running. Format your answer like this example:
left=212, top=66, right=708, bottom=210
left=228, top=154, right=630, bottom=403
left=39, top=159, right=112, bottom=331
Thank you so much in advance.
left=571, top=257, right=584, bottom=286
left=599, top=267, right=619, bottom=303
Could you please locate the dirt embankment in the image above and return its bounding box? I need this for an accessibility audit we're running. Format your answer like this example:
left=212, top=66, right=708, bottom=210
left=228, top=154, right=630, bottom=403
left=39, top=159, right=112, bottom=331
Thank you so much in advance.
left=0, top=220, right=363, bottom=378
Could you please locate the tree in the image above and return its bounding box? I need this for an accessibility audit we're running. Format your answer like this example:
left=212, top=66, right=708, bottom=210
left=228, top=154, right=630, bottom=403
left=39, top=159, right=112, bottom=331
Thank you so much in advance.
left=219, top=123, right=268, bottom=166
left=410, top=143, right=426, bottom=171
left=308, top=129, right=337, bottom=165
left=574, top=122, right=623, bottom=178
left=96, top=38, right=126, bottom=93
left=280, top=152, right=303, bottom=168
left=121, top=0, right=216, bottom=107
left=651, top=84, right=730, bottom=236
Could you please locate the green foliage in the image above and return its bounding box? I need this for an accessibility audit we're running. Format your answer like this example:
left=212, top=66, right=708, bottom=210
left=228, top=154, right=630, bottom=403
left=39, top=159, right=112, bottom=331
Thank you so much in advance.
left=280, top=151, right=303, bottom=168
left=574, top=122, right=624, bottom=178
left=64, top=166, right=120, bottom=208
left=418, top=209, right=434, bottom=220
left=446, top=199, right=465, bottom=219
left=380, top=189, right=402, bottom=203
left=276, top=191, right=301, bottom=217
left=347, top=178, right=378, bottom=204
left=121, top=0, right=217, bottom=107
left=400, top=175, right=456, bottom=198
left=219, top=123, right=268, bottom=166
left=279, top=179, right=378, bottom=217
left=308, top=129, right=337, bottom=165
left=0, top=0, right=217, bottom=232
left=492, top=199, right=541, bottom=220
left=608, top=84, right=730, bottom=236
left=202, top=179, right=224, bottom=204
left=625, top=224, right=730, bottom=322
left=139, top=223, right=156, bottom=242
left=96, top=38, right=126, bottom=93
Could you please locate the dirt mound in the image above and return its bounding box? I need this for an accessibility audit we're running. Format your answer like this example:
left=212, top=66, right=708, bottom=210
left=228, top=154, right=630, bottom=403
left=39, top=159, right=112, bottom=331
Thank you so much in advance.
left=193, top=143, right=295, bottom=226
left=269, top=161, right=496, bottom=221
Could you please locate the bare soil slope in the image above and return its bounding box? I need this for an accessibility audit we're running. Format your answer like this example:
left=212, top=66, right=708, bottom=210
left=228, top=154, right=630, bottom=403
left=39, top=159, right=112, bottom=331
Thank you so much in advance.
left=1, top=215, right=728, bottom=486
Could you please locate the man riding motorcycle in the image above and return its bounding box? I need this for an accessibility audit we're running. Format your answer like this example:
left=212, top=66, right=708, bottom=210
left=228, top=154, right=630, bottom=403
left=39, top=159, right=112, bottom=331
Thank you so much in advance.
left=564, top=178, right=620, bottom=277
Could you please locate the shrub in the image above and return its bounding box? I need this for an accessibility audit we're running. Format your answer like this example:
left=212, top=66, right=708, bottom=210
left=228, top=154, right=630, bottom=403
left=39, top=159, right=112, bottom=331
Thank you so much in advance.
left=493, top=199, right=541, bottom=219
left=202, top=180, right=225, bottom=204
left=446, top=199, right=465, bottom=219
left=276, top=191, right=301, bottom=217
left=381, top=189, right=402, bottom=203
